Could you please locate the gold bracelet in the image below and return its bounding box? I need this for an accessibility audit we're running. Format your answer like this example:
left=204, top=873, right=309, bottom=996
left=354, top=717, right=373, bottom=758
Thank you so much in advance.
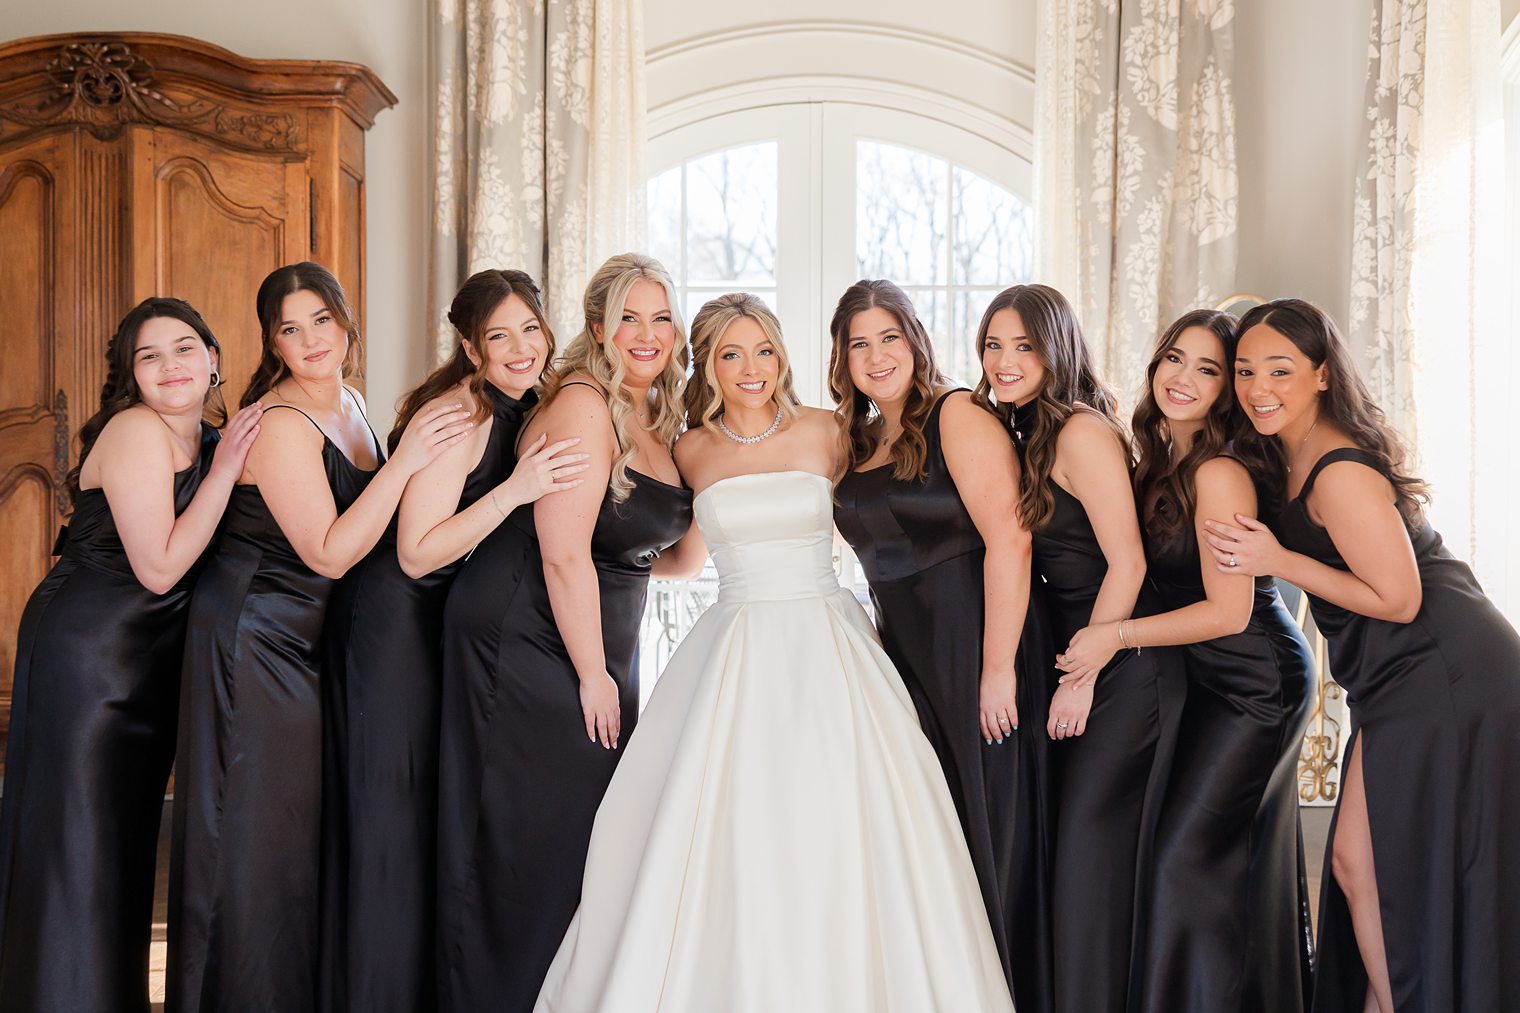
left=489, top=487, right=507, bottom=519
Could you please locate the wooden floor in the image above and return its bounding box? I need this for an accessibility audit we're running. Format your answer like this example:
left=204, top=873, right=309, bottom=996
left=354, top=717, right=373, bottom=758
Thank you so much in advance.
left=144, top=804, right=1335, bottom=1009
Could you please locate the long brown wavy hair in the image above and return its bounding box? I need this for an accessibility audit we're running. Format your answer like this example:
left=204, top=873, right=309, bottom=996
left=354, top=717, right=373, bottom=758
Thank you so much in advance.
left=387, top=269, right=556, bottom=453
left=684, top=292, right=802, bottom=433
left=539, top=253, right=688, bottom=503
left=66, top=297, right=228, bottom=505
left=1234, top=298, right=1430, bottom=524
left=826, top=280, right=949, bottom=485
left=972, top=283, right=1124, bottom=530
left=1131, top=309, right=1239, bottom=546
left=241, top=262, right=363, bottom=408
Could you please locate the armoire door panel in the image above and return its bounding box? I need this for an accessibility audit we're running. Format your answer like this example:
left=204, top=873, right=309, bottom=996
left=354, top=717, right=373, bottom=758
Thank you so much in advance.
left=0, top=134, right=70, bottom=742
left=142, top=130, right=309, bottom=410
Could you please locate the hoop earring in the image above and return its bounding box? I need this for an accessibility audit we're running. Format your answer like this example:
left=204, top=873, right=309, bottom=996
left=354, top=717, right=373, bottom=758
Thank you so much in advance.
left=209, top=370, right=221, bottom=387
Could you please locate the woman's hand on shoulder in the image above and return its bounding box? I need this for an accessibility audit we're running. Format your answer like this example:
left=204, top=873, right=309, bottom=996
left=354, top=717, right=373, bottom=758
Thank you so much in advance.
left=208, top=403, right=264, bottom=484
left=391, top=400, right=476, bottom=476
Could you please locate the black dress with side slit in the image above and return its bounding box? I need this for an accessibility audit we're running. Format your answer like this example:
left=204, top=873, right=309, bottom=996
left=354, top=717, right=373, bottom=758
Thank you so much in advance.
left=320, top=384, right=535, bottom=1013
left=168, top=403, right=378, bottom=1013
left=1137, top=481, right=1315, bottom=1013
left=436, top=382, right=692, bottom=1013
left=1011, top=401, right=1185, bottom=1013
left=0, top=425, right=217, bottom=1013
left=833, top=389, right=1053, bottom=1013
left=1275, top=448, right=1520, bottom=1013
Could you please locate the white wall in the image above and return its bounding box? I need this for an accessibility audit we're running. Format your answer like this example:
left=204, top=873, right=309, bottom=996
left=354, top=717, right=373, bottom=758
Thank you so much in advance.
left=3, top=0, right=428, bottom=434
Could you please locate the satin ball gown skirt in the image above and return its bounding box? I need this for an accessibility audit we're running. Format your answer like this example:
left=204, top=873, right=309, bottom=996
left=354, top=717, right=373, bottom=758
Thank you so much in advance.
left=534, top=472, right=1014, bottom=1013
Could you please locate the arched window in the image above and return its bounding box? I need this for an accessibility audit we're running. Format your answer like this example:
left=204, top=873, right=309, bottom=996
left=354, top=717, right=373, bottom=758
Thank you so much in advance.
left=646, top=103, right=1033, bottom=398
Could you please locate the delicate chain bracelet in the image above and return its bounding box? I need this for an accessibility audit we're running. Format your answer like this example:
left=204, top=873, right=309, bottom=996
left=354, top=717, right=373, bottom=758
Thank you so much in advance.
left=489, top=487, right=507, bottom=519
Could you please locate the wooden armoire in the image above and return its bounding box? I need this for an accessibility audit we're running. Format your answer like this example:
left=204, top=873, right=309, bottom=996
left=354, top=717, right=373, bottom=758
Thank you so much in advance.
left=0, top=33, right=396, bottom=761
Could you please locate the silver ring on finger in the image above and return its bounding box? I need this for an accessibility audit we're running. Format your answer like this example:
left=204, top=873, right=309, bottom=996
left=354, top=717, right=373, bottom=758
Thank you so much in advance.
left=1228, top=554, right=1237, bottom=567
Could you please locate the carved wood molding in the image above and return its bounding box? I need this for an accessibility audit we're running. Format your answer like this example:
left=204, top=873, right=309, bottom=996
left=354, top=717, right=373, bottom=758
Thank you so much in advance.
left=0, top=33, right=397, bottom=152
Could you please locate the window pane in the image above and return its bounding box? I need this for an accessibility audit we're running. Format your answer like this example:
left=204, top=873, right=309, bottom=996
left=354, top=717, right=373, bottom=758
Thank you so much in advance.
left=952, top=168, right=1034, bottom=286
left=856, top=141, right=949, bottom=285
left=647, top=166, right=684, bottom=283
left=899, top=288, right=949, bottom=378
left=950, top=289, right=1003, bottom=389
left=685, top=143, right=779, bottom=286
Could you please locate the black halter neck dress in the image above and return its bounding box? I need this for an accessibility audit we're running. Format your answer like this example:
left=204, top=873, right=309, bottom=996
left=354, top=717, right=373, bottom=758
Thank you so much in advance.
left=1011, top=401, right=1185, bottom=1013
left=320, top=383, right=536, bottom=1013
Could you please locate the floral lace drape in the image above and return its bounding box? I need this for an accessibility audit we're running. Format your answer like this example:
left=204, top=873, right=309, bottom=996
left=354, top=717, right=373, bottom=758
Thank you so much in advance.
left=429, top=0, right=646, bottom=363
left=1035, top=0, right=1239, bottom=390
left=1348, top=0, right=1506, bottom=605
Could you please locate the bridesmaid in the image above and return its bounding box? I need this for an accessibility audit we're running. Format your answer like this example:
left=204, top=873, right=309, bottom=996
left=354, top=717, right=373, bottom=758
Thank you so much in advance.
left=168, top=263, right=471, bottom=1013
left=1063, top=309, right=1315, bottom=1012
left=1203, top=298, right=1520, bottom=1013
left=436, top=253, right=698, bottom=1012
left=0, top=299, right=260, bottom=1013
left=974, top=283, right=1184, bottom=1013
left=828, top=280, right=1043, bottom=1004
left=320, top=270, right=586, bottom=1012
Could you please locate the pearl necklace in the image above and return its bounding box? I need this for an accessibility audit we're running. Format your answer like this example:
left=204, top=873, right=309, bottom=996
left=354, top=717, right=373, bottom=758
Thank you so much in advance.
left=716, top=406, right=783, bottom=445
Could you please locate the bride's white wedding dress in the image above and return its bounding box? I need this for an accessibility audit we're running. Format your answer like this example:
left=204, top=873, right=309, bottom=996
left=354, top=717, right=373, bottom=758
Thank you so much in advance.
left=534, top=471, right=1014, bottom=1012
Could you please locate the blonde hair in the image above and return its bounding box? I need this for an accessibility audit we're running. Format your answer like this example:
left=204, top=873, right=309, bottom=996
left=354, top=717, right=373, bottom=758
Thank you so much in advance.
left=683, top=293, right=802, bottom=433
left=543, top=253, right=689, bottom=502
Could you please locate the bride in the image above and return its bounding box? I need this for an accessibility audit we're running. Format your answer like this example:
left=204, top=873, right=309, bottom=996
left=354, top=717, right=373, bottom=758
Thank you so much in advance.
left=533, top=292, right=1014, bottom=1012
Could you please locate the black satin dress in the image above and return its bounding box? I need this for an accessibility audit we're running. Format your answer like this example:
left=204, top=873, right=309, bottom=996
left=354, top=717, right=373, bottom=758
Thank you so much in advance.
left=1012, top=402, right=1185, bottom=1013
left=436, top=400, right=692, bottom=1013
left=168, top=404, right=378, bottom=1013
left=834, top=389, right=1052, bottom=1013
left=0, top=425, right=217, bottom=1013
left=320, top=385, right=534, bottom=1013
left=1138, top=491, right=1315, bottom=1013
left=1276, top=449, right=1520, bottom=1013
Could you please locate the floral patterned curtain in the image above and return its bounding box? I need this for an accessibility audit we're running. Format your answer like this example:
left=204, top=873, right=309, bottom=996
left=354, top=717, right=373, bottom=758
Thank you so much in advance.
left=429, top=0, right=646, bottom=363
left=1035, top=0, right=1239, bottom=389
left=1348, top=0, right=1508, bottom=609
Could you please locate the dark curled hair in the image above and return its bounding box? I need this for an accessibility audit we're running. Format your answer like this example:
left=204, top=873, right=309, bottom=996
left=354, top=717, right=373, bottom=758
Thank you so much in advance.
left=1233, top=298, right=1430, bottom=525
left=1131, top=309, right=1239, bottom=546
left=66, top=297, right=228, bottom=505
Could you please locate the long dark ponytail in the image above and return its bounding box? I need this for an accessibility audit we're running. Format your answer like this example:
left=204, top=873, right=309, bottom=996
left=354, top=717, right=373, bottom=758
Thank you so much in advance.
left=66, top=297, right=227, bottom=504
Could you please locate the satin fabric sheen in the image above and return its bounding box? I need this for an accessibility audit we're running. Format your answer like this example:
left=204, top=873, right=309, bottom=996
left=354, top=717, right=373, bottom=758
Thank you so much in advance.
left=834, top=390, right=1054, bottom=1013
left=0, top=426, right=217, bottom=1013
left=436, top=450, right=692, bottom=1013
left=168, top=407, right=377, bottom=1013
left=534, top=471, right=1015, bottom=1013
left=1276, top=449, right=1520, bottom=1013
left=1138, top=488, right=1315, bottom=1013
left=320, top=384, right=535, bottom=1013
left=1011, top=401, right=1185, bottom=1013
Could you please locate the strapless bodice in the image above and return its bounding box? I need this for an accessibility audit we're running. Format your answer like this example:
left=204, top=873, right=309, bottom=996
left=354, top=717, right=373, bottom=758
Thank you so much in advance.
left=694, top=471, right=840, bottom=604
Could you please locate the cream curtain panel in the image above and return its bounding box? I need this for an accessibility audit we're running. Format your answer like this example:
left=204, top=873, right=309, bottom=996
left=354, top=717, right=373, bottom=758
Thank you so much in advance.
left=1035, top=0, right=1239, bottom=388
left=429, top=0, right=646, bottom=363
left=1348, top=0, right=1509, bottom=612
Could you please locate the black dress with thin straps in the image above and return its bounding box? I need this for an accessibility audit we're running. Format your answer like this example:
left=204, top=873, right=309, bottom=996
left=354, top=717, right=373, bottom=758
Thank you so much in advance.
left=1274, top=448, right=1520, bottom=1013
left=833, top=389, right=1053, bottom=1012
left=319, top=383, right=535, bottom=1013
left=168, top=399, right=378, bottom=1013
left=1137, top=477, right=1315, bottom=1013
left=0, top=424, right=217, bottom=1013
left=1010, top=401, right=1185, bottom=1013
left=435, top=381, right=692, bottom=1013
